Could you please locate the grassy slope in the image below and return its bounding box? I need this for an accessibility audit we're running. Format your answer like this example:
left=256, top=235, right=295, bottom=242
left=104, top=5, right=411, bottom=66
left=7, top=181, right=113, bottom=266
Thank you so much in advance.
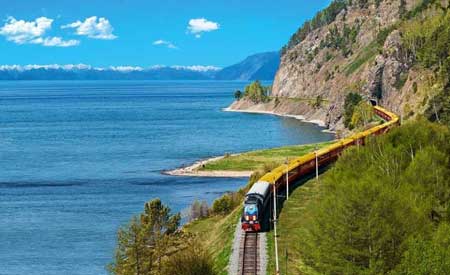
left=266, top=176, right=324, bottom=275
left=200, top=142, right=334, bottom=172
left=184, top=206, right=243, bottom=275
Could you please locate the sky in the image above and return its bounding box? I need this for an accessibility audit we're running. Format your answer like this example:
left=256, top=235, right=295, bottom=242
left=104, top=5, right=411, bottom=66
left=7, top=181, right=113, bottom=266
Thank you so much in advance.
left=0, top=0, right=331, bottom=67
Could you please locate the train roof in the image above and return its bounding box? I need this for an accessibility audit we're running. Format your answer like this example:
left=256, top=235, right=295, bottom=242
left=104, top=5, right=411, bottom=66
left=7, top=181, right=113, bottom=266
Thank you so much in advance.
left=246, top=181, right=270, bottom=198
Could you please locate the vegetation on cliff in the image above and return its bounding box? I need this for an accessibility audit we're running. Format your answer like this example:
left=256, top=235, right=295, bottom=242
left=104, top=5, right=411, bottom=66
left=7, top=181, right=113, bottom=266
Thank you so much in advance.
left=402, top=7, right=450, bottom=125
left=266, top=0, right=450, bottom=131
left=269, top=120, right=450, bottom=274
left=282, top=0, right=348, bottom=55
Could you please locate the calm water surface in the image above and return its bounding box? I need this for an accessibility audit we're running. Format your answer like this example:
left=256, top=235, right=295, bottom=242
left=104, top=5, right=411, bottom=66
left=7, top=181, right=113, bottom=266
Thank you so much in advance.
left=0, top=81, right=333, bottom=274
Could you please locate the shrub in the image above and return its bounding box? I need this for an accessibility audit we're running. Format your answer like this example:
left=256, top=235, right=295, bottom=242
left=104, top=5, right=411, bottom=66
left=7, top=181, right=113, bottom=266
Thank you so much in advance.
left=162, top=239, right=217, bottom=275
left=189, top=200, right=209, bottom=221
left=212, top=194, right=233, bottom=215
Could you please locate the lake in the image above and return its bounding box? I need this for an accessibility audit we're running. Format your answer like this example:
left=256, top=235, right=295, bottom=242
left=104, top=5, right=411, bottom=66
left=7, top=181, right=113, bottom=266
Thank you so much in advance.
left=0, top=81, right=333, bottom=274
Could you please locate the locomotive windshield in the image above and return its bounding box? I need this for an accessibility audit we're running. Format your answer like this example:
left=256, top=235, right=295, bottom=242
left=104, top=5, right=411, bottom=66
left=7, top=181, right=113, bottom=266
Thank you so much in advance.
left=244, top=204, right=258, bottom=215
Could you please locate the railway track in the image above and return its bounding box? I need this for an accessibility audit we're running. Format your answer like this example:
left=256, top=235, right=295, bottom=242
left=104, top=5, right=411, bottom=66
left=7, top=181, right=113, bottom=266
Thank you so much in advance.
left=240, top=232, right=259, bottom=275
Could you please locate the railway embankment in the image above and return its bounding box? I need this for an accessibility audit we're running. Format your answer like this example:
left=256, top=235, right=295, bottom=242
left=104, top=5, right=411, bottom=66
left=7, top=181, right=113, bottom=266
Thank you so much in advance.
left=180, top=141, right=332, bottom=274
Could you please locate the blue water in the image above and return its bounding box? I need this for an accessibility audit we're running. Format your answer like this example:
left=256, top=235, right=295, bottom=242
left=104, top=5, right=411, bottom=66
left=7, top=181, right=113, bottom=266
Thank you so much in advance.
left=0, top=81, right=333, bottom=275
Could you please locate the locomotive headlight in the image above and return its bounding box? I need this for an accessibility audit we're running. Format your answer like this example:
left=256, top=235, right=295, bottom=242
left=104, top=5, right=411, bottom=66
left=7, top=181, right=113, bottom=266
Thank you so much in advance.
left=245, top=215, right=249, bottom=221
left=253, top=215, right=257, bottom=221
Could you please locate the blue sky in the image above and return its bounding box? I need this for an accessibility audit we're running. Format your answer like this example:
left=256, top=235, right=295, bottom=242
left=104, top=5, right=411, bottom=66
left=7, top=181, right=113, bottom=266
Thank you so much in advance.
left=0, top=0, right=331, bottom=67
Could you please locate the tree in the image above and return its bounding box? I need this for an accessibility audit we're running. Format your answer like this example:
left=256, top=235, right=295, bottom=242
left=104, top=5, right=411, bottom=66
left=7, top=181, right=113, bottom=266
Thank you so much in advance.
left=108, top=217, right=150, bottom=275
left=343, top=92, right=362, bottom=128
left=298, top=120, right=450, bottom=274
left=392, top=223, right=450, bottom=275
left=351, top=101, right=374, bottom=128
left=212, top=194, right=233, bottom=215
left=234, top=90, right=242, bottom=100
left=243, top=80, right=269, bottom=103
left=108, top=198, right=181, bottom=275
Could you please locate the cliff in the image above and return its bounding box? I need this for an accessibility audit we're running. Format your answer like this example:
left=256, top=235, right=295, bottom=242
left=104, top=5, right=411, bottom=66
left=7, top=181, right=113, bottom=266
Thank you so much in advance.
left=229, top=0, right=449, bottom=131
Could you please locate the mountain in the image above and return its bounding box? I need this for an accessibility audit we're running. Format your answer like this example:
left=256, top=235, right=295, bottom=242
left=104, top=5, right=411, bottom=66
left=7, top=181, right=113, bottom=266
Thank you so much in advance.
left=0, top=65, right=219, bottom=81
left=229, top=0, right=450, bottom=130
left=213, top=51, right=280, bottom=80
left=0, top=51, right=280, bottom=81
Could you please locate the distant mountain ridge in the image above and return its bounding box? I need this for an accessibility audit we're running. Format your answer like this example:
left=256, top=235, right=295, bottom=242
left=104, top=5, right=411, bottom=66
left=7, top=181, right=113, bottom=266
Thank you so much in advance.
left=0, top=51, right=279, bottom=81
left=213, top=51, right=280, bottom=80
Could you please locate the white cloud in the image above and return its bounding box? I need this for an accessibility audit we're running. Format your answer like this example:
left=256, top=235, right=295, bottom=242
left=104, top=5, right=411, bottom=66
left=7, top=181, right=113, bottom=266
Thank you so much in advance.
left=153, top=39, right=177, bottom=49
left=0, top=16, right=79, bottom=47
left=62, top=16, right=117, bottom=40
left=0, top=16, right=52, bottom=44
left=32, top=36, right=80, bottom=47
left=187, top=18, right=219, bottom=38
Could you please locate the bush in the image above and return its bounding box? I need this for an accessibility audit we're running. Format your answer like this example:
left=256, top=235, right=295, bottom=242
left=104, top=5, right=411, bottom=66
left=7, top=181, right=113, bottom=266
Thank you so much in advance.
left=189, top=200, right=209, bottom=221
left=162, top=239, right=217, bottom=275
left=212, top=194, right=234, bottom=215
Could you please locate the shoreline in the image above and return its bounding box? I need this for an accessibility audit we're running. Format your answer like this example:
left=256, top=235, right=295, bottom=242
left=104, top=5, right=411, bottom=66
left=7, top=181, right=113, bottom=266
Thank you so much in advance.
left=164, top=105, right=335, bottom=178
left=223, top=106, right=335, bottom=132
left=162, top=155, right=253, bottom=178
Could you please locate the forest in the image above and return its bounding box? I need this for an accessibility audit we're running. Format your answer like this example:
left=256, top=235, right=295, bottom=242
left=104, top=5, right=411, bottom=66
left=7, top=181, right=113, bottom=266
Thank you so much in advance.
left=299, top=120, right=450, bottom=274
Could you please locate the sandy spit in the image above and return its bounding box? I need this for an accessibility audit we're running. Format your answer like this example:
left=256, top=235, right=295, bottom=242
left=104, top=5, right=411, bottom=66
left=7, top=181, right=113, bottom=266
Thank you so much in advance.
left=223, top=106, right=335, bottom=131
left=162, top=155, right=252, bottom=178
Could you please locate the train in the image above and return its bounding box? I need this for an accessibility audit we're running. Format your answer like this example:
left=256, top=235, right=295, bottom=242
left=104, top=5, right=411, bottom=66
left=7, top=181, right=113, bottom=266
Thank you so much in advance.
left=241, top=104, right=399, bottom=232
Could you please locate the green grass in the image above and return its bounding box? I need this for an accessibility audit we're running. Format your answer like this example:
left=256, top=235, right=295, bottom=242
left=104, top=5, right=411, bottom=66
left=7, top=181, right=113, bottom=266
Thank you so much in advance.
left=184, top=206, right=242, bottom=275
left=266, top=176, right=324, bottom=275
left=344, top=40, right=380, bottom=76
left=200, top=142, right=334, bottom=172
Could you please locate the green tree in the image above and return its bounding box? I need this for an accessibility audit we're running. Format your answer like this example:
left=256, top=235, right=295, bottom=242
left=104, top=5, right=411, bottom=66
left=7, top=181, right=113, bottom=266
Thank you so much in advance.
left=108, top=198, right=181, bottom=275
left=298, top=120, right=450, bottom=274
left=234, top=90, right=242, bottom=100
left=343, top=92, right=363, bottom=128
left=109, top=217, right=151, bottom=275
left=392, top=223, right=450, bottom=275
left=243, top=80, right=269, bottom=103
left=211, top=194, right=233, bottom=215
left=351, top=101, right=374, bottom=128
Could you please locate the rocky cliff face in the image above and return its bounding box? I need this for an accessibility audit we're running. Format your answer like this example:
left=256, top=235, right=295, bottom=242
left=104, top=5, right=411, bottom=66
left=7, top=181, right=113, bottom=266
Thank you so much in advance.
left=229, top=0, right=447, bottom=131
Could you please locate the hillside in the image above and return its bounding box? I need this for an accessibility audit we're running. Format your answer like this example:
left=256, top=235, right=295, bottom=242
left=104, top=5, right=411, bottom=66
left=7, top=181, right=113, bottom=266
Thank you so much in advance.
left=267, top=120, right=450, bottom=274
left=213, top=51, right=279, bottom=80
left=229, top=0, right=450, bottom=130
